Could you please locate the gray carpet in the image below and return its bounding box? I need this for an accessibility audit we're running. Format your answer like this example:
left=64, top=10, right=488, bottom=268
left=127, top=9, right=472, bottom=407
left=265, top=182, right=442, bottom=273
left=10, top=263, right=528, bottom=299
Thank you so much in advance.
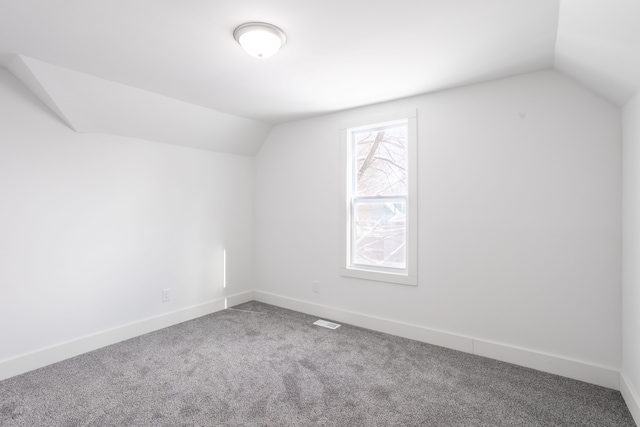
left=0, top=301, right=635, bottom=426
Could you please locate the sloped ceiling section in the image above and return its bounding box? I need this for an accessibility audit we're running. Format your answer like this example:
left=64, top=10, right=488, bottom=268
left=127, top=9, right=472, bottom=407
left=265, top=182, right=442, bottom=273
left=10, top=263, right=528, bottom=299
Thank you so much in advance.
left=4, top=55, right=272, bottom=156
left=555, top=0, right=640, bottom=106
left=2, top=0, right=639, bottom=154
left=7, top=55, right=77, bottom=130
left=0, top=0, right=561, bottom=124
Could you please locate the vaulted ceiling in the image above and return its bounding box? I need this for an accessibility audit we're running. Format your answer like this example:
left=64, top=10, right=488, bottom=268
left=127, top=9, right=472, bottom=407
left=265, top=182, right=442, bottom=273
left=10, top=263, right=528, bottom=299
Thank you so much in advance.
left=1, top=0, right=638, bottom=155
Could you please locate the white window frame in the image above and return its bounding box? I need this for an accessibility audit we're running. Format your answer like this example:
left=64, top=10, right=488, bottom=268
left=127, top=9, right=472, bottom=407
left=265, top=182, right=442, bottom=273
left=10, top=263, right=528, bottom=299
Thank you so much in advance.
left=340, top=109, right=418, bottom=286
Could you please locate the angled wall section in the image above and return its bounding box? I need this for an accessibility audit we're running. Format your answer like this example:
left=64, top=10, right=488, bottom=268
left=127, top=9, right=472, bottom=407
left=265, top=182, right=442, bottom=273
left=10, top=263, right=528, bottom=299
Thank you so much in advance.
left=7, top=55, right=78, bottom=130
left=5, top=55, right=272, bottom=156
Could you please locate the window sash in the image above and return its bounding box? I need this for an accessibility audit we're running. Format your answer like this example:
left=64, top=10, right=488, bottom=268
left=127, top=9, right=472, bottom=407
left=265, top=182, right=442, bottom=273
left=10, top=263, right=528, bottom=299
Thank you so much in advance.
left=340, top=109, right=417, bottom=286
left=350, top=196, right=408, bottom=272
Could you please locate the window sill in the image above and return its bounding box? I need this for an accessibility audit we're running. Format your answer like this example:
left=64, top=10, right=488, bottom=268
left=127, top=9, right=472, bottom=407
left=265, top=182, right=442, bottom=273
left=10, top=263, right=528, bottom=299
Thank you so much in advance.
left=340, top=267, right=417, bottom=286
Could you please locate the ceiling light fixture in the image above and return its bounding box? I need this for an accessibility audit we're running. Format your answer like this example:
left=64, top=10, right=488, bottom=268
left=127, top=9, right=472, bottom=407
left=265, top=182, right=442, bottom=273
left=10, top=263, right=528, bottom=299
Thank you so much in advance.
left=233, top=22, right=286, bottom=58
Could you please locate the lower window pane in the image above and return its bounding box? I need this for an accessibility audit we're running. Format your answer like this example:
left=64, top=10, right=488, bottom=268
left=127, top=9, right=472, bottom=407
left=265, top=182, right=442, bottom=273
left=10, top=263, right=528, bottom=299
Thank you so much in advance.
left=352, top=201, right=406, bottom=269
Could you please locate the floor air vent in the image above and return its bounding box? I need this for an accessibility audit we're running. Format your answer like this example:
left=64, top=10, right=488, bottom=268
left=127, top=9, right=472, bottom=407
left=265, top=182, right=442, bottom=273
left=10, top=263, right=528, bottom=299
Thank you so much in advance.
left=313, top=319, right=341, bottom=329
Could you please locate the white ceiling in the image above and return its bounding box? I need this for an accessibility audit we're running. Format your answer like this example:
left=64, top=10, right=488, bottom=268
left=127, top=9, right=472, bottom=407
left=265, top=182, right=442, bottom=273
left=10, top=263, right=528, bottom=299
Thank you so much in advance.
left=0, top=0, right=638, bottom=154
left=555, top=0, right=640, bottom=107
left=0, top=0, right=560, bottom=123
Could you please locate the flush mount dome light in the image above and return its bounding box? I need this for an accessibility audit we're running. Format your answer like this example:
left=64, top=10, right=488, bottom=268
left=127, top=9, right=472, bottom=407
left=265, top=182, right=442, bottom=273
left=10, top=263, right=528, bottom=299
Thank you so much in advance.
left=233, top=22, right=286, bottom=58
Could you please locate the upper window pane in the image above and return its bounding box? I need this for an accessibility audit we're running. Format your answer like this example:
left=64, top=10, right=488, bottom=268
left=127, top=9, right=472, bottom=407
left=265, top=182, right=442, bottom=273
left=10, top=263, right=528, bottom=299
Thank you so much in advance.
left=352, top=120, right=408, bottom=197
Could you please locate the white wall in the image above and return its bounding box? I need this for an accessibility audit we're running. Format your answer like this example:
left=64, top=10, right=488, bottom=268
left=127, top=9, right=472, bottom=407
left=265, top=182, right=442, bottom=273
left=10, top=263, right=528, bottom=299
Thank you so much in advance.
left=622, top=91, right=640, bottom=421
left=254, top=70, right=622, bottom=377
left=1, top=61, right=628, bottom=397
left=0, top=68, right=254, bottom=363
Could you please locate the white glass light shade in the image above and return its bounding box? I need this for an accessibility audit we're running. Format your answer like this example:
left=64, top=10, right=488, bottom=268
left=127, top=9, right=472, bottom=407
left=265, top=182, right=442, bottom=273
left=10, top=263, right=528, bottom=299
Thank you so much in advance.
left=233, top=22, right=286, bottom=58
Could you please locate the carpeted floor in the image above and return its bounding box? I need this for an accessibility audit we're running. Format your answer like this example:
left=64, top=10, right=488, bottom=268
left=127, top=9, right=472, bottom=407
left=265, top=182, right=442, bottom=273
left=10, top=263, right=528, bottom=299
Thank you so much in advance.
left=0, top=301, right=635, bottom=426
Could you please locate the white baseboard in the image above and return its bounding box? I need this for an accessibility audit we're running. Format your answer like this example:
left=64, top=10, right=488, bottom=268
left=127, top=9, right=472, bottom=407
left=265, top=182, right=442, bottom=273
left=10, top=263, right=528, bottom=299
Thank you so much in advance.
left=253, top=291, right=473, bottom=353
left=225, top=291, right=255, bottom=308
left=253, top=291, right=620, bottom=390
left=0, top=291, right=254, bottom=382
left=621, top=372, right=640, bottom=425
left=473, top=340, right=619, bottom=390
left=1, top=290, right=623, bottom=394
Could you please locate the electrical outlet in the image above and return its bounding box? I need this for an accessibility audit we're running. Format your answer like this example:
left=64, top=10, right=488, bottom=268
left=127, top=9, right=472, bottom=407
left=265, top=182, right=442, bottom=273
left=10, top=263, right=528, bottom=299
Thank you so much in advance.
left=312, top=280, right=320, bottom=293
left=162, top=288, right=171, bottom=302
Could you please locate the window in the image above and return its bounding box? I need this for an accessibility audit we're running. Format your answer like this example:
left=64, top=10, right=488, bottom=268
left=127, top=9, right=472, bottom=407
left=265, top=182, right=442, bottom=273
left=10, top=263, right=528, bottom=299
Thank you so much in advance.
left=341, top=109, right=417, bottom=286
